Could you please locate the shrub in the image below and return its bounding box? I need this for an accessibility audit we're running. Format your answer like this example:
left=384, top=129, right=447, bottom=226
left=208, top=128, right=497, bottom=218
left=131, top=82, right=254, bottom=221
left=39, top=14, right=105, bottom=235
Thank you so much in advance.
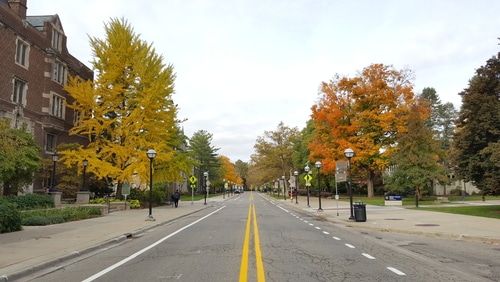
left=22, top=216, right=51, bottom=226
left=3, top=194, right=54, bottom=210
left=449, top=188, right=465, bottom=196
left=90, top=198, right=107, bottom=204
left=0, top=203, right=22, bottom=233
left=20, top=206, right=101, bottom=226
left=46, top=215, right=66, bottom=224
left=129, top=199, right=141, bottom=209
left=129, top=186, right=166, bottom=207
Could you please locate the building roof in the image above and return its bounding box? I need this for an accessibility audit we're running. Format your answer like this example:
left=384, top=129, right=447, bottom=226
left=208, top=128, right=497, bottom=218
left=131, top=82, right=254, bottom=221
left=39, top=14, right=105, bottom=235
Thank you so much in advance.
left=26, top=15, right=56, bottom=31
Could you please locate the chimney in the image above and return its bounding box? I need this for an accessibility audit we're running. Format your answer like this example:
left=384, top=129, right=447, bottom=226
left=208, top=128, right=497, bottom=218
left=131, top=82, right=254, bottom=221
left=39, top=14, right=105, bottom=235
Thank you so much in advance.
left=8, top=0, right=28, bottom=19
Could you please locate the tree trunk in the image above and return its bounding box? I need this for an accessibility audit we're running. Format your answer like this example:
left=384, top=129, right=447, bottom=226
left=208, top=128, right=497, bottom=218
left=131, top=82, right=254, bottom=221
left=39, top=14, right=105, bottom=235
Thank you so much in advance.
left=366, top=170, right=375, bottom=198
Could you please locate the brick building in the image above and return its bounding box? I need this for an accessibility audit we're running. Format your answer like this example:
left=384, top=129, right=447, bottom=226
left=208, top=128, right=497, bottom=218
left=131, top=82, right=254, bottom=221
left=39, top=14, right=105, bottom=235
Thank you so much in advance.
left=0, top=0, right=93, bottom=193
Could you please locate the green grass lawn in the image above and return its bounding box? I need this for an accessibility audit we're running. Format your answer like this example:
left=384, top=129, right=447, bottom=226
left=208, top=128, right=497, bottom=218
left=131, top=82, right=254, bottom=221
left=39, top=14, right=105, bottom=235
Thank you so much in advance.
left=418, top=205, right=500, bottom=219
left=341, top=195, right=500, bottom=219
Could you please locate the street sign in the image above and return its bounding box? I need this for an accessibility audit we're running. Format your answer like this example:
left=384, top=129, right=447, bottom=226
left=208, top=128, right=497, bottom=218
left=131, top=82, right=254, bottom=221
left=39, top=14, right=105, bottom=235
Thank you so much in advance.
left=189, top=175, right=197, bottom=184
left=122, top=182, right=130, bottom=196
left=206, top=180, right=211, bottom=186
left=303, top=174, right=312, bottom=181
left=335, top=161, right=348, bottom=182
left=335, top=173, right=347, bottom=182
left=190, top=184, right=196, bottom=189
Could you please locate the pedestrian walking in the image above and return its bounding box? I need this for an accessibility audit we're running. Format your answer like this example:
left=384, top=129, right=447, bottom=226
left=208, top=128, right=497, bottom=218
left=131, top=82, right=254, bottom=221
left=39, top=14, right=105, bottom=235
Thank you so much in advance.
left=173, top=190, right=180, bottom=208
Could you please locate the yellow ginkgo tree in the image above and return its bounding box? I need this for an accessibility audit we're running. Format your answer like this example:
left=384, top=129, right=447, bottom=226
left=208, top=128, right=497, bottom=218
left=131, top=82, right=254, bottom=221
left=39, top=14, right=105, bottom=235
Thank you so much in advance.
left=62, top=18, right=184, bottom=197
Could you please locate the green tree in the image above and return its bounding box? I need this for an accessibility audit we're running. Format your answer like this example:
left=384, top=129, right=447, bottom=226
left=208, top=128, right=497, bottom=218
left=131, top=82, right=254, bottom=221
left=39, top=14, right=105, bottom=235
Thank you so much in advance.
left=250, top=122, right=300, bottom=186
left=420, top=87, right=458, bottom=193
left=0, top=119, right=41, bottom=195
left=384, top=102, right=447, bottom=200
left=62, top=18, right=181, bottom=197
left=451, top=51, right=500, bottom=194
left=234, top=159, right=248, bottom=189
left=189, top=130, right=221, bottom=193
left=291, top=119, right=321, bottom=188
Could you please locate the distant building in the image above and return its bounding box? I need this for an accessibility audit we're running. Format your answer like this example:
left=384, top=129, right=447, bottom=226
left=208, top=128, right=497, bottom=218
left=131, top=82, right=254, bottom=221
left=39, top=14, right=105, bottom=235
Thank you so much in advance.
left=0, top=0, right=93, bottom=193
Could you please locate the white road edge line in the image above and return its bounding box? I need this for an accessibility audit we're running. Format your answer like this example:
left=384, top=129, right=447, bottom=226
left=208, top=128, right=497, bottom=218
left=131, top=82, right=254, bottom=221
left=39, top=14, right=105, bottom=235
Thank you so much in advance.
left=387, top=267, right=406, bottom=276
left=362, top=253, right=376, bottom=259
left=82, top=206, right=226, bottom=282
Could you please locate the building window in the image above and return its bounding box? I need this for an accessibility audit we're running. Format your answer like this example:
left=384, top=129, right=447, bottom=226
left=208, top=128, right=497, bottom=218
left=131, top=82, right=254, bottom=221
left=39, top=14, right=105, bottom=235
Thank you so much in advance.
left=73, top=110, right=83, bottom=126
left=46, top=133, right=56, bottom=152
left=13, top=78, right=27, bottom=105
left=51, top=94, right=65, bottom=118
left=51, top=29, right=62, bottom=51
left=52, top=60, right=67, bottom=84
left=15, top=38, right=29, bottom=67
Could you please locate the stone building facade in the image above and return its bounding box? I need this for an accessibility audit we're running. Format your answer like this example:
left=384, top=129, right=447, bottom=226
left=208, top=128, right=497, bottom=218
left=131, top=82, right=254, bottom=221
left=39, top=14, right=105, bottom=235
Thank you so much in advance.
left=0, top=0, right=93, bottom=193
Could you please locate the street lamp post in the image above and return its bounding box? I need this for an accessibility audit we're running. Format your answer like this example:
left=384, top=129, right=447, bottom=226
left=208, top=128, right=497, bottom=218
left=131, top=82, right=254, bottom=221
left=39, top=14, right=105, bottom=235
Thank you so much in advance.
left=203, top=171, right=209, bottom=205
left=277, top=179, right=280, bottom=198
left=344, top=148, right=355, bottom=220
left=282, top=175, right=286, bottom=200
left=304, top=164, right=310, bottom=207
left=315, top=161, right=323, bottom=211
left=146, top=149, right=156, bottom=221
left=82, top=159, right=88, bottom=191
left=51, top=152, right=59, bottom=192
left=294, top=171, right=298, bottom=204
left=223, top=179, right=226, bottom=199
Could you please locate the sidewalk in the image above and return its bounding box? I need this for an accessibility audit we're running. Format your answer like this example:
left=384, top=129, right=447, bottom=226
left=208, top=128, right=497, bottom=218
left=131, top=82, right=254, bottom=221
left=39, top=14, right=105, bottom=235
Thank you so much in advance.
left=1, top=194, right=499, bottom=281
left=0, top=198, right=223, bottom=281
left=278, top=195, right=500, bottom=245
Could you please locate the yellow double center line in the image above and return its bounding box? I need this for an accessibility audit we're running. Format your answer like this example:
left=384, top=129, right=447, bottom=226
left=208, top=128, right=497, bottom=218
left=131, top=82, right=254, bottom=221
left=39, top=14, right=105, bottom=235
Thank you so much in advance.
left=239, top=192, right=265, bottom=282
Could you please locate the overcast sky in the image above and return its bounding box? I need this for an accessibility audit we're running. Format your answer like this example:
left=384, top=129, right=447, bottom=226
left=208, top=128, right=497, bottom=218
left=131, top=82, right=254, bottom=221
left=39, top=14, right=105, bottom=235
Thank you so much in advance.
left=28, top=0, right=500, bottom=162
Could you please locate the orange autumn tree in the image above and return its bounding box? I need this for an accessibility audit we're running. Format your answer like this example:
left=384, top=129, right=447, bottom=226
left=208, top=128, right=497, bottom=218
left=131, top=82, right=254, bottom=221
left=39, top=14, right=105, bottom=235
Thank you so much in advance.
left=310, top=64, right=424, bottom=197
left=220, top=155, right=242, bottom=187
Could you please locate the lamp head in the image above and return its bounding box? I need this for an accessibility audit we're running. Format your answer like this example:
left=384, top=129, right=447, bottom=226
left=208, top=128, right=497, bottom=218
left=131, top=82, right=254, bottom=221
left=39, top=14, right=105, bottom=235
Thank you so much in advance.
left=82, top=159, right=88, bottom=167
left=344, top=148, right=355, bottom=159
left=315, top=161, right=322, bottom=169
left=147, top=149, right=157, bottom=159
left=52, top=152, right=59, bottom=162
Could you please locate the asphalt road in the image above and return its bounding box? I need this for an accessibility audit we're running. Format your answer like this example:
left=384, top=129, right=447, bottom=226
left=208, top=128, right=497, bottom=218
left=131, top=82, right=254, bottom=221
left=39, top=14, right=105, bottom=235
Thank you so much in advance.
left=29, top=192, right=495, bottom=282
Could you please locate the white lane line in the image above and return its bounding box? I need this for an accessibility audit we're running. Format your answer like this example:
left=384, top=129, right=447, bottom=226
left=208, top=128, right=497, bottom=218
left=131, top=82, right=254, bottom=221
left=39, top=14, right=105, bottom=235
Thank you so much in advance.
left=322, top=231, right=330, bottom=235
left=332, top=237, right=341, bottom=240
left=345, top=243, right=355, bottom=249
left=309, top=223, right=314, bottom=226
left=362, top=253, right=376, bottom=259
left=387, top=267, right=406, bottom=276
left=82, top=206, right=226, bottom=282
left=315, top=226, right=321, bottom=230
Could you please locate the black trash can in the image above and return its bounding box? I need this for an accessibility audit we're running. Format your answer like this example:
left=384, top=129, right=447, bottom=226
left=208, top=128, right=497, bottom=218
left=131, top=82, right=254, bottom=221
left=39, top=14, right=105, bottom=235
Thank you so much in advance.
left=353, top=202, right=367, bottom=222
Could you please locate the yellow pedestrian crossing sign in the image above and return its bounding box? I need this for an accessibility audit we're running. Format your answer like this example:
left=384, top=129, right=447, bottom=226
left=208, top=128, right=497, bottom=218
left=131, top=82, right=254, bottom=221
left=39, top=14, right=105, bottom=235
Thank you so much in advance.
left=189, top=175, right=197, bottom=184
left=303, top=174, right=312, bottom=181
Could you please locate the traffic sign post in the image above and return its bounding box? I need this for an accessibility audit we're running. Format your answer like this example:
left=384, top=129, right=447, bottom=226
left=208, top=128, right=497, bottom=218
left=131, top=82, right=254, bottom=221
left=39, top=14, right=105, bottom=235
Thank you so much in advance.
left=122, top=182, right=130, bottom=210
left=189, top=175, right=197, bottom=205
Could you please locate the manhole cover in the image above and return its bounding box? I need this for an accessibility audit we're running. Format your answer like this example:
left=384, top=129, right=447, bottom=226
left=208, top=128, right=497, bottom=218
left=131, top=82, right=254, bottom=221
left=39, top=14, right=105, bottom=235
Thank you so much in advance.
left=415, top=224, right=440, bottom=227
left=384, top=218, right=404, bottom=220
